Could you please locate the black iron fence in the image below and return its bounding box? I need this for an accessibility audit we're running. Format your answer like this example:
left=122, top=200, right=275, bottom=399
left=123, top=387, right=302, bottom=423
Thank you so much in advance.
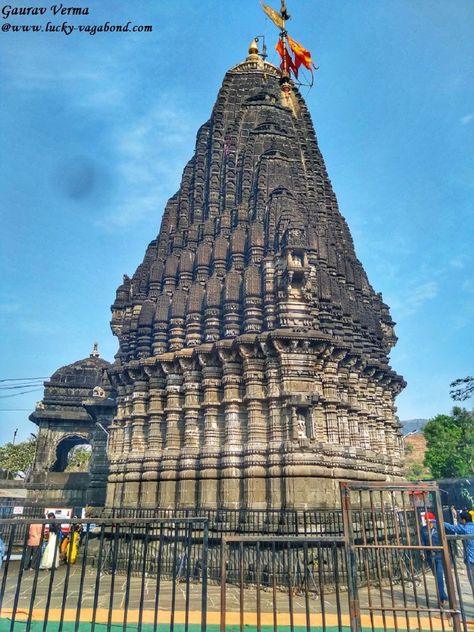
left=1, top=486, right=474, bottom=631
left=0, top=503, right=424, bottom=541
left=0, top=517, right=209, bottom=632
left=220, top=535, right=350, bottom=632
left=110, top=507, right=346, bottom=538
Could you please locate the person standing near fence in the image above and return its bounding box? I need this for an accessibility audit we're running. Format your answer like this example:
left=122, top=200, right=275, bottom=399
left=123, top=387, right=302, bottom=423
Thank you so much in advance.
left=23, top=522, right=43, bottom=570
left=62, top=522, right=82, bottom=564
left=444, top=511, right=474, bottom=596
left=421, top=512, right=449, bottom=607
left=40, top=512, right=59, bottom=570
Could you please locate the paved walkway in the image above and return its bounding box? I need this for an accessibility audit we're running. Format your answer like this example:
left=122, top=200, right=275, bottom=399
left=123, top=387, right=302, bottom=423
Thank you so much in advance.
left=1, top=561, right=473, bottom=631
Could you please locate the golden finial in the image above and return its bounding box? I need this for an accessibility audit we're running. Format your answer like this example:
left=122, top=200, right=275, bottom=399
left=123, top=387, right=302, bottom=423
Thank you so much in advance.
left=247, top=38, right=260, bottom=61
left=249, top=39, right=259, bottom=55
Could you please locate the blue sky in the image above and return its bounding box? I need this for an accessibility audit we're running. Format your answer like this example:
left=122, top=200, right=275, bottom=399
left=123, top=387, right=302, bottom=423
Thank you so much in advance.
left=1, top=0, right=473, bottom=444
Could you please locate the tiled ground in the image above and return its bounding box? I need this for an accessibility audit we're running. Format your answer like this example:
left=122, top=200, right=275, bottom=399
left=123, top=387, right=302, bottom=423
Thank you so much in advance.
left=0, top=560, right=473, bottom=631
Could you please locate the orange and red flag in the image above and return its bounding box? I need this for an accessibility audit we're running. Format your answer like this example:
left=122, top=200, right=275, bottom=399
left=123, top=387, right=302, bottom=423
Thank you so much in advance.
left=275, top=38, right=298, bottom=77
left=287, top=35, right=314, bottom=72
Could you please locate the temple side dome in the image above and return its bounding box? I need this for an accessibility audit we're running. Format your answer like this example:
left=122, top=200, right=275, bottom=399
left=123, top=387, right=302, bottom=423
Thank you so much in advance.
left=49, top=345, right=110, bottom=390
left=32, top=345, right=112, bottom=414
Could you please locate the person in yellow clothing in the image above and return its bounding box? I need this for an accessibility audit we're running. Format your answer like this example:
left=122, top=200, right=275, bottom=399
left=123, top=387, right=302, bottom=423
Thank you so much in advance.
left=469, top=508, right=474, bottom=523
left=60, top=531, right=69, bottom=560
left=61, top=522, right=82, bottom=564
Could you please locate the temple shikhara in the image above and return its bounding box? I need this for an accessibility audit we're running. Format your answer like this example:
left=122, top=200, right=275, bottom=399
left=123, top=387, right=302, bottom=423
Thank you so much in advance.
left=29, top=27, right=405, bottom=510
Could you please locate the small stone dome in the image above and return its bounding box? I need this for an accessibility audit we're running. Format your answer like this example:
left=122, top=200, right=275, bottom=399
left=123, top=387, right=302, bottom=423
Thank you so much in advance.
left=30, top=344, right=113, bottom=425
left=49, top=344, right=111, bottom=390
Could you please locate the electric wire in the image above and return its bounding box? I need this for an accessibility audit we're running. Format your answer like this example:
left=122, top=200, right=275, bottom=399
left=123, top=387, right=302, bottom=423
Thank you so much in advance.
left=0, top=383, right=46, bottom=390
left=0, top=388, right=44, bottom=399
left=0, top=377, right=48, bottom=382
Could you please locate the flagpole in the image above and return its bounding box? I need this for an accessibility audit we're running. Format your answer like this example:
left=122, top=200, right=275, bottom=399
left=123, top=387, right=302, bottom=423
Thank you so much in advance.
left=262, top=1, right=316, bottom=89
left=279, top=0, right=290, bottom=87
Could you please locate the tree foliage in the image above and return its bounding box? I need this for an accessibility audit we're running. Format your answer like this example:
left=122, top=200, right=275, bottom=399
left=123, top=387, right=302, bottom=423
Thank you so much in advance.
left=423, top=407, right=474, bottom=479
left=450, top=376, right=474, bottom=402
left=0, top=438, right=37, bottom=479
left=65, top=445, right=91, bottom=472
left=405, top=462, right=428, bottom=481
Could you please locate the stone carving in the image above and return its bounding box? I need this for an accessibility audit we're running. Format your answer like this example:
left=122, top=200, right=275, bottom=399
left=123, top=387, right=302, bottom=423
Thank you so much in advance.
left=93, top=385, right=106, bottom=398
left=296, top=412, right=307, bottom=439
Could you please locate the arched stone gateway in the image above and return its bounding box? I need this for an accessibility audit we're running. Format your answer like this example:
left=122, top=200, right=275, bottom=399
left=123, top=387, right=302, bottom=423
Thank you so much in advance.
left=105, top=43, right=405, bottom=510
left=50, top=434, right=90, bottom=472
left=27, top=345, right=115, bottom=508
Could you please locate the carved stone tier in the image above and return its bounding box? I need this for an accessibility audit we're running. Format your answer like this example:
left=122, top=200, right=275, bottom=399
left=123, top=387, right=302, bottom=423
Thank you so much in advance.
left=105, top=333, right=404, bottom=509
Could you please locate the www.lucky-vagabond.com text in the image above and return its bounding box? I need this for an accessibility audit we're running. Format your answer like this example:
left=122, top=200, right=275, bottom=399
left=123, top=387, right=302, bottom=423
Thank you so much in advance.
left=1, top=3, right=153, bottom=35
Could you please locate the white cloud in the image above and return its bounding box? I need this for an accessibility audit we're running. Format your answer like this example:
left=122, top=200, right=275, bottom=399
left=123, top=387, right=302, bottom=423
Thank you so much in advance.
left=460, top=113, right=474, bottom=125
left=408, top=281, right=438, bottom=307
left=98, top=102, right=198, bottom=228
left=390, top=281, right=438, bottom=318
left=462, top=279, right=474, bottom=293
left=0, top=302, right=21, bottom=315
left=449, top=256, right=466, bottom=269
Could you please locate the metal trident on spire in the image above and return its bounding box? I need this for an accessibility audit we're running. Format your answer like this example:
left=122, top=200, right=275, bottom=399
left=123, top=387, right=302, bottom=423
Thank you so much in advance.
left=280, top=0, right=290, bottom=21
left=261, top=0, right=317, bottom=87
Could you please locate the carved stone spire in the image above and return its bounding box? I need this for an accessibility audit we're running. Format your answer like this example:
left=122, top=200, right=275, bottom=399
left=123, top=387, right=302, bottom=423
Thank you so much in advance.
left=107, top=44, right=405, bottom=510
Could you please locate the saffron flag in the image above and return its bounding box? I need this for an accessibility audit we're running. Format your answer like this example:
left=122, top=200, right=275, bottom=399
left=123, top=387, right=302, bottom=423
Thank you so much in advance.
left=287, top=35, right=314, bottom=72
left=261, top=2, right=285, bottom=30
left=275, top=39, right=297, bottom=77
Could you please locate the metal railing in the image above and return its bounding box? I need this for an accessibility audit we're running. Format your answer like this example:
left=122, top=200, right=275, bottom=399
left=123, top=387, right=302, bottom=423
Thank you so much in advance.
left=1, top=492, right=474, bottom=631
left=110, top=507, right=346, bottom=537
left=448, top=533, right=474, bottom=632
left=219, top=535, right=349, bottom=632
left=341, top=481, right=464, bottom=632
left=0, top=517, right=209, bottom=632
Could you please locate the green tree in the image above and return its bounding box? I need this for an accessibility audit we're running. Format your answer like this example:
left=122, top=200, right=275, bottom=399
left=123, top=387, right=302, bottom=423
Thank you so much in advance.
left=0, top=438, right=37, bottom=479
left=423, top=407, right=474, bottom=479
left=65, top=445, right=91, bottom=472
left=405, top=462, right=428, bottom=481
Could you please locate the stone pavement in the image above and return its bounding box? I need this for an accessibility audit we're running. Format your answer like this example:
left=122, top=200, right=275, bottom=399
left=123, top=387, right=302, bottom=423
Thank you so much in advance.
left=1, top=561, right=473, bottom=631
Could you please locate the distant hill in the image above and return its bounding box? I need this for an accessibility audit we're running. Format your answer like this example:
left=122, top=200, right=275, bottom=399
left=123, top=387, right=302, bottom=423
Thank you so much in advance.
left=400, top=418, right=429, bottom=436
left=403, top=431, right=430, bottom=479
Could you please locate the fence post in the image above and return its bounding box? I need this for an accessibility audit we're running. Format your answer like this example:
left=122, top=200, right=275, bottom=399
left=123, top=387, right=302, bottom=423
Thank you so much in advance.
left=340, top=482, right=362, bottom=632
left=433, top=487, right=462, bottom=632
left=220, top=537, right=227, bottom=632
left=201, top=521, right=208, bottom=632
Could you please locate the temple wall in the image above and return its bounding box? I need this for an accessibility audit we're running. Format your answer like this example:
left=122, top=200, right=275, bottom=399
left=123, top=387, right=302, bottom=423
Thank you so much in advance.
left=105, top=335, right=403, bottom=510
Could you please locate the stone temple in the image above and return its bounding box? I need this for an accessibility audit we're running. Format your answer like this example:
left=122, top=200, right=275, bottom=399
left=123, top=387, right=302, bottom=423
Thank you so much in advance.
left=103, top=42, right=405, bottom=510
left=28, top=41, right=405, bottom=511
